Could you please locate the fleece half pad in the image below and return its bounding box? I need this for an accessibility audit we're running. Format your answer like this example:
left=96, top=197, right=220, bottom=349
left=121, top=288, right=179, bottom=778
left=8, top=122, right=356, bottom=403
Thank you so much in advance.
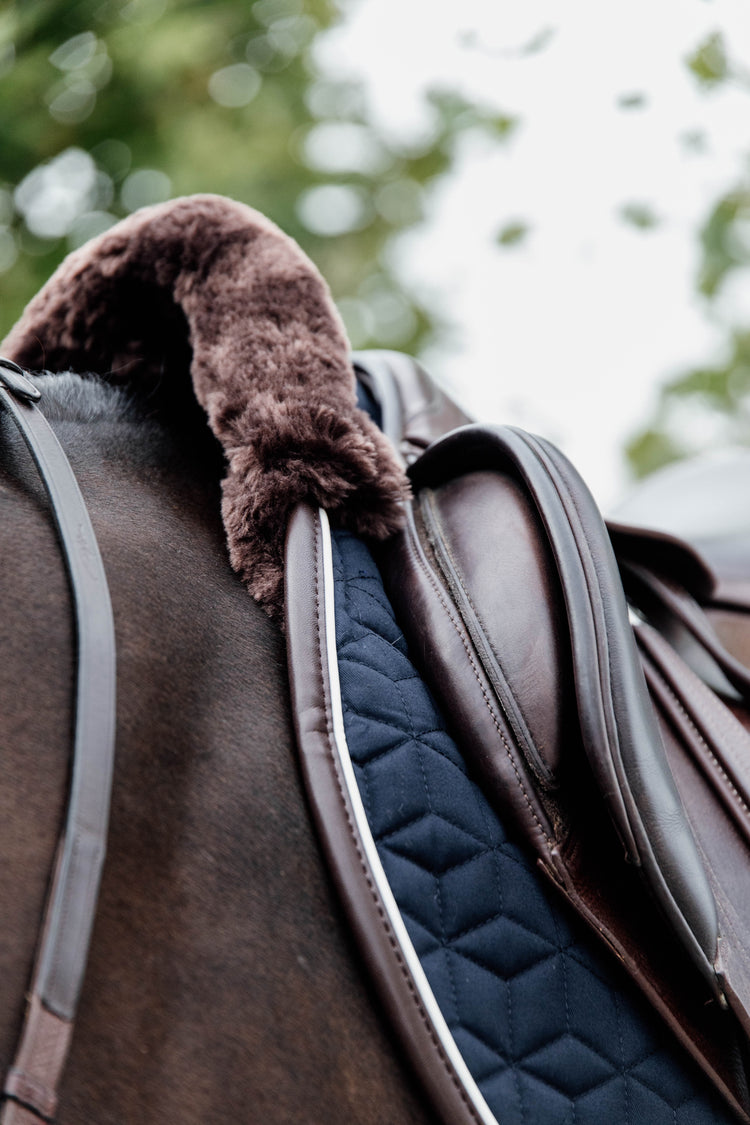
left=1, top=194, right=408, bottom=615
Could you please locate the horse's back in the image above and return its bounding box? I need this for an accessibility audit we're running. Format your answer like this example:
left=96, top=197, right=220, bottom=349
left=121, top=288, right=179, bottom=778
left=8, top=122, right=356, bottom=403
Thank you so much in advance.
left=0, top=377, right=430, bottom=1124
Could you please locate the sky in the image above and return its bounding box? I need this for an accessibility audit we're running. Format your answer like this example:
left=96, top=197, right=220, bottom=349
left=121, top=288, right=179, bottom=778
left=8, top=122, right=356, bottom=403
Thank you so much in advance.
left=316, top=0, right=750, bottom=508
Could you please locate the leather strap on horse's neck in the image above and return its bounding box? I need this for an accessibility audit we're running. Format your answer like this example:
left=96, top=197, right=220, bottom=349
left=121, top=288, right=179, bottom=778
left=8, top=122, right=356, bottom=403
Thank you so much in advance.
left=0, top=358, right=116, bottom=1124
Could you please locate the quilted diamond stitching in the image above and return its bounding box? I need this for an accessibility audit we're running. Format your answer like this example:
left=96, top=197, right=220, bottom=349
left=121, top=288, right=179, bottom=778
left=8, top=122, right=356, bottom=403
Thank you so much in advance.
left=330, top=528, right=738, bottom=1123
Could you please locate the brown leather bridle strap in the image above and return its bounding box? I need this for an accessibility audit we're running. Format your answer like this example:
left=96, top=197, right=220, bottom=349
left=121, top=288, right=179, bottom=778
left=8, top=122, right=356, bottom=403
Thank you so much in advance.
left=0, top=358, right=116, bottom=1124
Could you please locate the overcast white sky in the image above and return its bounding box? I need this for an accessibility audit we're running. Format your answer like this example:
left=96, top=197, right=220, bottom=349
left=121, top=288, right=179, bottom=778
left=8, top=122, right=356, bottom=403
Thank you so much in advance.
left=316, top=0, right=750, bottom=507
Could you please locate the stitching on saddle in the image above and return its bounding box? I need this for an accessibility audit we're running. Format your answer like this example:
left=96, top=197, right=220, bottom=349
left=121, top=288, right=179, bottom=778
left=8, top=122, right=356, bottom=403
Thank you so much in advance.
left=314, top=519, right=487, bottom=1125
left=336, top=653, right=418, bottom=686
left=424, top=986, right=667, bottom=1091
left=653, top=665, right=750, bottom=829
left=537, top=441, right=620, bottom=752
left=348, top=576, right=398, bottom=611
left=403, top=514, right=553, bottom=849
left=614, top=990, right=633, bottom=1125
left=423, top=490, right=550, bottom=772
left=381, top=839, right=503, bottom=882
left=378, top=811, right=498, bottom=858
left=646, top=665, right=750, bottom=962
left=348, top=730, right=451, bottom=771
left=449, top=994, right=701, bottom=1114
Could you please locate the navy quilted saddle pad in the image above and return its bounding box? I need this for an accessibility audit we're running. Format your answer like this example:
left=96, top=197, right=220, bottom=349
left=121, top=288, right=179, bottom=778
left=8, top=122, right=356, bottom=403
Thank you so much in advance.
left=329, top=388, right=736, bottom=1123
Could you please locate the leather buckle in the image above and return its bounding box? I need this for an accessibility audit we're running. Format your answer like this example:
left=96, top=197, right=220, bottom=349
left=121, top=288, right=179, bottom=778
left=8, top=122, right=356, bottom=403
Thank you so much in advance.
left=0, top=357, right=42, bottom=403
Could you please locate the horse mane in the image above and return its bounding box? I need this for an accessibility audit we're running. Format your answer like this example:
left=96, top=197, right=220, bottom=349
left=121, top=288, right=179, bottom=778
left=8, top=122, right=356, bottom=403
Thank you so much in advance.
left=30, top=372, right=140, bottom=425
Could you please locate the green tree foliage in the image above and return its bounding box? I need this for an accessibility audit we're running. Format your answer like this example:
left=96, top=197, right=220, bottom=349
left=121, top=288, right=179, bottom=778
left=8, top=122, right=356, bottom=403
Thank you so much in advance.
left=495, top=220, right=530, bottom=248
left=626, top=31, right=750, bottom=478
left=686, top=31, right=729, bottom=88
left=0, top=0, right=514, bottom=355
left=619, top=202, right=660, bottom=232
left=4, top=4, right=744, bottom=483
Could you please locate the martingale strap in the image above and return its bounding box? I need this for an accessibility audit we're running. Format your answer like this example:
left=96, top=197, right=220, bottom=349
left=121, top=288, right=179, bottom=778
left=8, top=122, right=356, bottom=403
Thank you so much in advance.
left=0, top=358, right=116, bottom=1125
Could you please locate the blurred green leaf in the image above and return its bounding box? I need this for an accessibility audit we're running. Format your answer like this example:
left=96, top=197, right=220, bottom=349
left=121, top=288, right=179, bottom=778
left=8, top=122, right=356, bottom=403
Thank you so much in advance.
left=663, top=364, right=732, bottom=404
left=679, top=128, right=708, bottom=153
left=619, top=202, right=660, bottom=230
left=686, top=31, right=728, bottom=87
left=697, top=186, right=750, bottom=296
left=425, top=87, right=519, bottom=148
left=496, top=221, right=529, bottom=247
left=616, top=91, right=648, bottom=110
left=628, top=331, right=750, bottom=477
left=629, top=21, right=750, bottom=479
left=625, top=427, right=688, bottom=480
left=521, top=26, right=556, bottom=56
left=665, top=331, right=750, bottom=407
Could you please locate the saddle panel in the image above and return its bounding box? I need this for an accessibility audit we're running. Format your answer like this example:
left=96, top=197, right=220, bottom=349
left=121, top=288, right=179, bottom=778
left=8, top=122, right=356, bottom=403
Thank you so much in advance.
left=284, top=503, right=742, bottom=1124
left=285, top=503, right=498, bottom=1125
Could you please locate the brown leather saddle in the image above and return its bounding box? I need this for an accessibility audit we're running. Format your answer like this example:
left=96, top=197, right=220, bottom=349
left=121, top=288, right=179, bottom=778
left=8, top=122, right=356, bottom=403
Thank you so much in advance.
left=5, top=328, right=750, bottom=1124
left=10, top=195, right=749, bottom=1123
left=288, top=350, right=750, bottom=1123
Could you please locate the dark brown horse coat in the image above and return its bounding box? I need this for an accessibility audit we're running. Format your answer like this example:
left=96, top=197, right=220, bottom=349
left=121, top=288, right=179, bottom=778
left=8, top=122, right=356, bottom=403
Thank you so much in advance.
left=0, top=196, right=428, bottom=1122
left=0, top=373, right=430, bottom=1124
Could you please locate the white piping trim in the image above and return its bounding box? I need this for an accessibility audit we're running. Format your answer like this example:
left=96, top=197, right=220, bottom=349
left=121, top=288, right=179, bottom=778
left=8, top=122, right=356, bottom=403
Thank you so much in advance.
left=318, top=508, right=500, bottom=1125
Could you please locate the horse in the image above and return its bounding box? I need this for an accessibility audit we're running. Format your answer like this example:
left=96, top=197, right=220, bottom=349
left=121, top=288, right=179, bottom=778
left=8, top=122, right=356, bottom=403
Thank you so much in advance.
left=0, top=366, right=435, bottom=1124
left=1, top=194, right=747, bottom=1124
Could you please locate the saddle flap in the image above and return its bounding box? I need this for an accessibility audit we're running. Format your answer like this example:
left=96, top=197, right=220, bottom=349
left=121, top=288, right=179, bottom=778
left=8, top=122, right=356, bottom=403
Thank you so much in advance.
left=416, top=468, right=573, bottom=789
left=400, top=423, right=718, bottom=970
left=378, top=422, right=750, bottom=1119
left=607, top=520, right=717, bottom=602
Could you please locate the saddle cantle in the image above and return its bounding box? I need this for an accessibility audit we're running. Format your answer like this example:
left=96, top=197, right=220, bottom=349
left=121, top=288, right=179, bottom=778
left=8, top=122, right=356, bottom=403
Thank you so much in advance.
left=374, top=420, right=750, bottom=1120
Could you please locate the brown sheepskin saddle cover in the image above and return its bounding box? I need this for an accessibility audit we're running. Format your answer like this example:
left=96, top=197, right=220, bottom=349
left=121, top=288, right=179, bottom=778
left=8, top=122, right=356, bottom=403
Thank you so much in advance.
left=1, top=194, right=408, bottom=616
